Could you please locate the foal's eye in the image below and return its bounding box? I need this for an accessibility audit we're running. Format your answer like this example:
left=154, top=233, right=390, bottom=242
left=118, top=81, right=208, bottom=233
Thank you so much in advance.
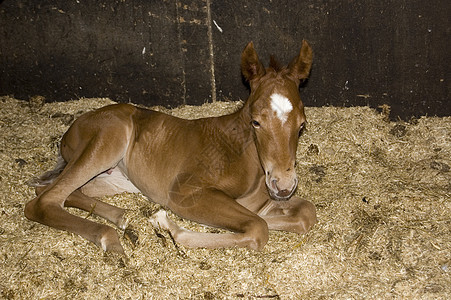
left=251, top=120, right=261, bottom=128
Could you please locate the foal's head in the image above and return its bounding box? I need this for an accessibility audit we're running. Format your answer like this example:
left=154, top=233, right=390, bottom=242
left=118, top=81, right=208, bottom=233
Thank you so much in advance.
left=241, top=40, right=313, bottom=200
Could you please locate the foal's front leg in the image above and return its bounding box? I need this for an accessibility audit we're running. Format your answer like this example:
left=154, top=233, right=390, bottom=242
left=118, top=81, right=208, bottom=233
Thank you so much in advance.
left=150, top=187, right=269, bottom=250
left=257, top=196, right=317, bottom=234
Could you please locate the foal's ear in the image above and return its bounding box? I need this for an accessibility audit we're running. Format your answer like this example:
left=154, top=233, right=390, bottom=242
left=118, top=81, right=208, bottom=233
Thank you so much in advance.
left=241, top=42, right=266, bottom=82
left=288, top=40, right=313, bottom=83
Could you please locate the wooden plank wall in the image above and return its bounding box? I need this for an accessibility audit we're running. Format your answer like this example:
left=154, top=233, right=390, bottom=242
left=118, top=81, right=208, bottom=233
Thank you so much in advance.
left=0, top=0, right=449, bottom=119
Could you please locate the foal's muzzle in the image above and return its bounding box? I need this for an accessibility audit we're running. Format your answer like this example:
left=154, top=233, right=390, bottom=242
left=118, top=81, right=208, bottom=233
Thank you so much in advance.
left=267, top=177, right=298, bottom=201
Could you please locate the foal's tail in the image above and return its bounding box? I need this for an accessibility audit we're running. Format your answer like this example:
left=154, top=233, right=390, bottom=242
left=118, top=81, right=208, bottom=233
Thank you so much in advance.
left=27, top=155, right=67, bottom=187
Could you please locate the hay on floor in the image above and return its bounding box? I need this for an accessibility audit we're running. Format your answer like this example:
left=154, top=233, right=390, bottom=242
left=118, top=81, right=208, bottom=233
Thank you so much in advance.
left=0, top=95, right=449, bottom=299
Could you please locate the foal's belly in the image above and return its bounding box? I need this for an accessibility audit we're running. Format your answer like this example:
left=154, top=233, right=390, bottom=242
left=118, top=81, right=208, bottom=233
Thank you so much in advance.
left=122, top=126, right=197, bottom=205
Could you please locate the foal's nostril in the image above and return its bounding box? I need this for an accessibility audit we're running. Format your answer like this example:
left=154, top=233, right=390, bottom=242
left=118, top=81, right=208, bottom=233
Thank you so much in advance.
left=271, top=179, right=278, bottom=191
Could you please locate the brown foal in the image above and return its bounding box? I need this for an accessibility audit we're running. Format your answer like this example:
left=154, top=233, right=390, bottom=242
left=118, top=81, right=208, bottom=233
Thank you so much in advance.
left=25, top=40, right=316, bottom=254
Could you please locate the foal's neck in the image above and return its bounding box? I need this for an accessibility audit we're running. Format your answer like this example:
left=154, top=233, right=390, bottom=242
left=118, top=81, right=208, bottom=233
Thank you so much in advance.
left=201, top=102, right=253, bottom=152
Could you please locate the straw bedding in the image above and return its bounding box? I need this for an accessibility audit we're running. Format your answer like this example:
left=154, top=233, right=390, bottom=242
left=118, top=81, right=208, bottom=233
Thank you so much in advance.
left=0, top=95, right=449, bottom=299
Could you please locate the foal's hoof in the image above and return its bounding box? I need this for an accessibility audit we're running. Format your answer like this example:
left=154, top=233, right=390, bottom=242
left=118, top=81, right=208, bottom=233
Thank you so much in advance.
left=99, top=228, right=125, bottom=255
left=298, top=199, right=317, bottom=233
left=116, top=210, right=131, bottom=230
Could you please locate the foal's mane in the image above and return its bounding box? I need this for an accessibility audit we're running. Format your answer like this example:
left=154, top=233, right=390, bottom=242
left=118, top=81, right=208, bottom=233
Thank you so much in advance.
left=269, top=55, right=283, bottom=72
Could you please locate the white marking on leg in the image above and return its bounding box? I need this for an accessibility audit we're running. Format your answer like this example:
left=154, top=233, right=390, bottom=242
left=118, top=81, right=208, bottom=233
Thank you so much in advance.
left=149, top=210, right=171, bottom=230
left=270, top=93, right=293, bottom=124
left=118, top=212, right=130, bottom=230
left=100, top=236, right=108, bottom=252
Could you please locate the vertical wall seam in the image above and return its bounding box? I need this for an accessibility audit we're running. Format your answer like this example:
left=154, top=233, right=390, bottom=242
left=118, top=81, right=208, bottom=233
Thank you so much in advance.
left=206, top=0, right=217, bottom=102
left=175, top=1, right=187, bottom=105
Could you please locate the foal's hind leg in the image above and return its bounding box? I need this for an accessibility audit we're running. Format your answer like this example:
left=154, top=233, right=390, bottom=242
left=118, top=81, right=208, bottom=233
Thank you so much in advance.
left=25, top=135, right=131, bottom=253
left=35, top=185, right=128, bottom=229
left=64, top=190, right=128, bottom=229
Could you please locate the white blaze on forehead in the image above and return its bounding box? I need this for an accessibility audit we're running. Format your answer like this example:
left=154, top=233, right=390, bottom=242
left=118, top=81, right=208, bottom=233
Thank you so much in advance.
left=270, top=93, right=293, bottom=124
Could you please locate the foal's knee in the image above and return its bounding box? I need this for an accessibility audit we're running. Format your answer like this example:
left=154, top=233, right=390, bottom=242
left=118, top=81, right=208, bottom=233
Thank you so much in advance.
left=24, top=197, right=43, bottom=222
left=242, top=217, right=269, bottom=251
left=24, top=194, right=61, bottom=224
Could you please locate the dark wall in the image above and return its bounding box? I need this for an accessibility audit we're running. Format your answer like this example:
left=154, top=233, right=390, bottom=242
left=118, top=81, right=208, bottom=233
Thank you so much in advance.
left=1, top=0, right=449, bottom=119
